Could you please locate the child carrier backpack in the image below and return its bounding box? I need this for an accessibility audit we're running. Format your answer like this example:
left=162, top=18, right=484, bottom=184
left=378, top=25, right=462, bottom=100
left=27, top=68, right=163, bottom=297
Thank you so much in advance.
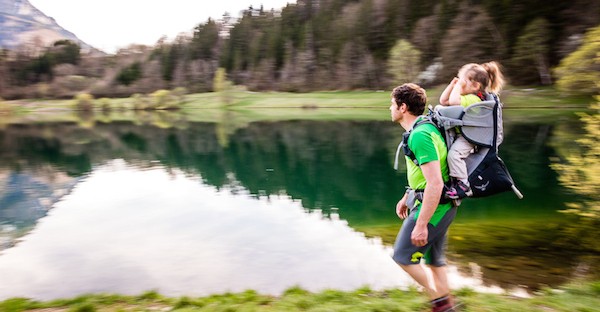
left=394, top=93, right=523, bottom=204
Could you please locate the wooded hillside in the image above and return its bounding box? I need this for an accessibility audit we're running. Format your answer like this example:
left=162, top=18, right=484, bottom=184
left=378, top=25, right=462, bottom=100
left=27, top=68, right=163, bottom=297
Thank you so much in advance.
left=0, top=0, right=598, bottom=99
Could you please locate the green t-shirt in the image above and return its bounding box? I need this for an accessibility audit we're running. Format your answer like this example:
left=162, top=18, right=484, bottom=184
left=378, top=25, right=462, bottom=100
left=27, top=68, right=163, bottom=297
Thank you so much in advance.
left=461, top=94, right=482, bottom=107
left=405, top=117, right=451, bottom=226
left=455, top=94, right=484, bottom=134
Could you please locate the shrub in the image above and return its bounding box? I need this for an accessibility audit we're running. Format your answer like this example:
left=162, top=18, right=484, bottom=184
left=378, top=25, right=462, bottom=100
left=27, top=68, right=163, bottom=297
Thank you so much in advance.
left=153, top=89, right=182, bottom=110
left=131, top=93, right=148, bottom=110
left=172, top=87, right=188, bottom=103
left=98, top=98, right=111, bottom=112
left=150, top=89, right=171, bottom=109
left=554, top=25, right=600, bottom=94
left=0, top=97, right=10, bottom=115
left=73, top=93, right=94, bottom=111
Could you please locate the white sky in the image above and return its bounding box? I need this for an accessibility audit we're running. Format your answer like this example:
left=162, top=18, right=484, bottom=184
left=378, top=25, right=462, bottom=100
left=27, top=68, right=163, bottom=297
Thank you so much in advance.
left=28, top=0, right=291, bottom=54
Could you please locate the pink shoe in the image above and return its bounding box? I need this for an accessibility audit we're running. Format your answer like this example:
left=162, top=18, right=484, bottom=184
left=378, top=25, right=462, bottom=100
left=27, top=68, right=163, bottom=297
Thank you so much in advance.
left=445, top=180, right=473, bottom=199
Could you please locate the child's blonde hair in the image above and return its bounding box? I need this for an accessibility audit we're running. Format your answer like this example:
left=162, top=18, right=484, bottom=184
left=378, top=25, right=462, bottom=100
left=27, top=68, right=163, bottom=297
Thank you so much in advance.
left=458, top=61, right=505, bottom=94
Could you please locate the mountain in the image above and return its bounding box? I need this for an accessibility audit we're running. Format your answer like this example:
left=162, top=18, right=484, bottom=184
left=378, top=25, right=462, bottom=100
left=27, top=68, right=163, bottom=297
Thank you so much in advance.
left=0, top=0, right=94, bottom=51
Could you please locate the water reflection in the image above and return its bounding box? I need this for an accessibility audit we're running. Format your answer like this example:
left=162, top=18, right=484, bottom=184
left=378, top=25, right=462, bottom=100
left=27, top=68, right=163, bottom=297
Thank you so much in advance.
left=0, top=117, right=595, bottom=299
left=0, top=160, right=502, bottom=300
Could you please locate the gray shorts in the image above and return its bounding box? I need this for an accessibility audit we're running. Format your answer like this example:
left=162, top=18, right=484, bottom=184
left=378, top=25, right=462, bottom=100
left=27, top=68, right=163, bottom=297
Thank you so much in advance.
left=392, top=206, right=457, bottom=266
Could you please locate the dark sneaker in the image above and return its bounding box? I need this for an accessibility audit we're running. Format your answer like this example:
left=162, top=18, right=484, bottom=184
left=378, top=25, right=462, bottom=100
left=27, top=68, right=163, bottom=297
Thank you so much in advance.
left=432, top=298, right=463, bottom=312
left=432, top=302, right=454, bottom=312
left=445, top=180, right=473, bottom=199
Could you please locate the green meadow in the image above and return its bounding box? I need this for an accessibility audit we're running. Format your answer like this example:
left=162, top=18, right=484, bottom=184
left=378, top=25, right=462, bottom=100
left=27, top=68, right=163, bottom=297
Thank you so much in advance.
left=1, top=86, right=594, bottom=126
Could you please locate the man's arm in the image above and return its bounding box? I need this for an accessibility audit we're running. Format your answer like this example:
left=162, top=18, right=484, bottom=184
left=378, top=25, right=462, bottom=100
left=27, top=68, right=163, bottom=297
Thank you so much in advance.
left=396, top=192, right=409, bottom=219
left=411, top=160, right=444, bottom=247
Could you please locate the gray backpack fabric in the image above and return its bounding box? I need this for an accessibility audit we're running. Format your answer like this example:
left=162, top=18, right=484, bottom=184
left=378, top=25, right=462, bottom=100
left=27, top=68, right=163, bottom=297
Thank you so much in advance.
left=433, top=93, right=522, bottom=199
left=433, top=93, right=502, bottom=150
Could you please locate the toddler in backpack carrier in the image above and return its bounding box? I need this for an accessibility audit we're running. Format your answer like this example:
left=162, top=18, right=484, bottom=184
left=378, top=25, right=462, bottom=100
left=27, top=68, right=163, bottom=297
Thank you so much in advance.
left=438, top=61, right=508, bottom=199
left=430, top=95, right=523, bottom=201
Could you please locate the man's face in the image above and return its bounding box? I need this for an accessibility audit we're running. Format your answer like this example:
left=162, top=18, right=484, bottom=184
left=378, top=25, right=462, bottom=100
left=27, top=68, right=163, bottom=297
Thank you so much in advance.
left=389, top=98, right=403, bottom=123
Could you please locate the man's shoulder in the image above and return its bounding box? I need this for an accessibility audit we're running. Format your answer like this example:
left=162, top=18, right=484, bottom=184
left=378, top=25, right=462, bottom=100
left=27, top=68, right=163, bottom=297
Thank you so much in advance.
left=411, top=119, right=441, bottom=137
left=409, top=124, right=438, bottom=147
left=409, top=121, right=446, bottom=151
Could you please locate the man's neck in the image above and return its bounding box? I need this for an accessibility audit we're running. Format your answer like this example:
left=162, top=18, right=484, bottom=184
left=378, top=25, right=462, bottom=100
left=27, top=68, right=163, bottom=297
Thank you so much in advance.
left=400, top=114, right=419, bottom=131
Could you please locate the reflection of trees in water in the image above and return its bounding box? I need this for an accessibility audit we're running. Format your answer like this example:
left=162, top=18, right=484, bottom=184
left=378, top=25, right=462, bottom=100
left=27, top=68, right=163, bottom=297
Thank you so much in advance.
left=448, top=104, right=600, bottom=290
left=440, top=108, right=600, bottom=290
left=552, top=103, right=600, bottom=217
left=551, top=103, right=600, bottom=253
left=223, top=121, right=403, bottom=224
left=448, top=220, right=591, bottom=291
left=0, top=117, right=585, bottom=227
left=0, top=120, right=404, bottom=226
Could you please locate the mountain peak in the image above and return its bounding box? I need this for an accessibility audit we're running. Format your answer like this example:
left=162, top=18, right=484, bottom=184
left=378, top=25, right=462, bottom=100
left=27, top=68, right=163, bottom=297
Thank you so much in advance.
left=0, top=0, right=94, bottom=52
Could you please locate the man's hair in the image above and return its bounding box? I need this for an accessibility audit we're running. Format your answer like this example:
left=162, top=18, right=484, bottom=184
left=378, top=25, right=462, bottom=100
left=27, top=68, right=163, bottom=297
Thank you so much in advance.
left=391, top=83, right=427, bottom=115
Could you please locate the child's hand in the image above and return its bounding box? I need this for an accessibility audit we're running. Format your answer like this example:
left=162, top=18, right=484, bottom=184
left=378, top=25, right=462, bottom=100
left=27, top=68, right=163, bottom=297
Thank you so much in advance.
left=461, top=80, right=468, bottom=89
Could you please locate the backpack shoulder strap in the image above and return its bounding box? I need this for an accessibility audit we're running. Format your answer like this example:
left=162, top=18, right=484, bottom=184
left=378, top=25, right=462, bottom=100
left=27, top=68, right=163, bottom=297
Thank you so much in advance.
left=393, top=117, right=436, bottom=169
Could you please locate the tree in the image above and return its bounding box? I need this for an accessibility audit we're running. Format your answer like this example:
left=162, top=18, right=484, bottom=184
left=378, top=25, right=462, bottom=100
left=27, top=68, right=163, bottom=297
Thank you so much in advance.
left=191, top=18, right=220, bottom=60
left=511, top=18, right=552, bottom=85
left=213, top=67, right=229, bottom=92
left=213, top=67, right=233, bottom=104
left=554, top=24, right=600, bottom=94
left=439, top=4, right=504, bottom=81
left=116, top=62, right=142, bottom=86
left=411, top=15, right=439, bottom=62
left=52, top=40, right=81, bottom=65
left=387, top=39, right=422, bottom=85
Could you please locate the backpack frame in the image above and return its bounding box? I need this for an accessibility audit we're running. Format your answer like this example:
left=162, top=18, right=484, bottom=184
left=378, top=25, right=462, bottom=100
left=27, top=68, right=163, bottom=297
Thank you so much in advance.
left=394, top=93, right=523, bottom=201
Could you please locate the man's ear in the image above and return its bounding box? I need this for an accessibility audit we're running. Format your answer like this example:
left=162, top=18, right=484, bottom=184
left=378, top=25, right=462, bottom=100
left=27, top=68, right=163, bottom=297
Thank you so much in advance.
left=400, top=102, right=407, bottom=112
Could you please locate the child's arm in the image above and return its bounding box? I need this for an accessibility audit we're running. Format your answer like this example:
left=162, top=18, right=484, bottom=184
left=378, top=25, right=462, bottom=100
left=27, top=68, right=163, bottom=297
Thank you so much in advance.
left=439, top=77, right=459, bottom=105
left=447, top=78, right=465, bottom=106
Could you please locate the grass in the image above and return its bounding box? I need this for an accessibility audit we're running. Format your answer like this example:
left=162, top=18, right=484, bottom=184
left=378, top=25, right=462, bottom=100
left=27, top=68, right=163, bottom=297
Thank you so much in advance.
left=2, top=86, right=594, bottom=126
left=2, top=281, right=600, bottom=311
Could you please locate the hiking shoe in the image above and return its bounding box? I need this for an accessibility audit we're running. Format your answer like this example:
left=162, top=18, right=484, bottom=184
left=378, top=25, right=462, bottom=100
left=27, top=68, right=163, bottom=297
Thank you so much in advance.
left=445, top=180, right=473, bottom=199
left=432, top=302, right=454, bottom=312
left=432, top=298, right=464, bottom=312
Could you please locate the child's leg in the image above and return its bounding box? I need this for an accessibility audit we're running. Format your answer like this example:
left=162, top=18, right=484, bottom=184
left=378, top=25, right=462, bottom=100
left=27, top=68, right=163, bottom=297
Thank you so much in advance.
left=447, top=135, right=473, bottom=184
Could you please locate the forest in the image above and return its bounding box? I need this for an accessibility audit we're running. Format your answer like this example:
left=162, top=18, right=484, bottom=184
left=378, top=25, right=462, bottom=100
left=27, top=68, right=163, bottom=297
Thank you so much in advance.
left=0, top=0, right=598, bottom=100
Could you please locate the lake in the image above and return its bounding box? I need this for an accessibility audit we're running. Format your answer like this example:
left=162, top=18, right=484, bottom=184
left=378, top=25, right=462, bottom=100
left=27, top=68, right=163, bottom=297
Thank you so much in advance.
left=0, top=109, right=597, bottom=301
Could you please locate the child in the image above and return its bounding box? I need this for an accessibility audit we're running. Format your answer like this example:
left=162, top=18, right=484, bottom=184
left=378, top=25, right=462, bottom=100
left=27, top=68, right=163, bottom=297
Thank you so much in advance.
left=439, top=61, right=505, bottom=199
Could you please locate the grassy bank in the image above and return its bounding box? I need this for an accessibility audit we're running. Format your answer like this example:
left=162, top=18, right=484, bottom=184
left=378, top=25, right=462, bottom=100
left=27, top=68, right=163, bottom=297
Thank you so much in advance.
left=2, top=281, right=599, bottom=312
left=1, top=86, right=594, bottom=125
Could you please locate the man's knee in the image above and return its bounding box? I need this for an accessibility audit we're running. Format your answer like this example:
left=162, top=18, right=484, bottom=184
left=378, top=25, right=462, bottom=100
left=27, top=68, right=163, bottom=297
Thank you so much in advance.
left=399, top=263, right=412, bottom=270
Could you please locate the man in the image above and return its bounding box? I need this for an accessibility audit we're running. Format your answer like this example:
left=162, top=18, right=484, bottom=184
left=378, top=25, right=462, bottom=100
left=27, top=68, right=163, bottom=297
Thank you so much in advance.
left=389, top=83, right=459, bottom=312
